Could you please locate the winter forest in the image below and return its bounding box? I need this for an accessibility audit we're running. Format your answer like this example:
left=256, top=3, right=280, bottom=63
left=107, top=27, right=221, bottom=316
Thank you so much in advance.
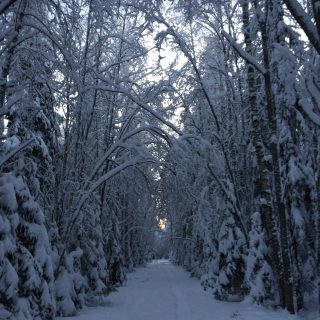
left=0, top=0, right=320, bottom=319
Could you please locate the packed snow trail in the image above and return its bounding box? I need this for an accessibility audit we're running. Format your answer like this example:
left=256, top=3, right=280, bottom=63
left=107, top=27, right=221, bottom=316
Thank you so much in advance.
left=58, top=260, right=307, bottom=320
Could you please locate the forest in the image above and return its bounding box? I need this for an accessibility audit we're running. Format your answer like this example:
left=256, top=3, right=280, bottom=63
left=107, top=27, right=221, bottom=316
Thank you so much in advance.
left=0, top=0, right=319, bottom=319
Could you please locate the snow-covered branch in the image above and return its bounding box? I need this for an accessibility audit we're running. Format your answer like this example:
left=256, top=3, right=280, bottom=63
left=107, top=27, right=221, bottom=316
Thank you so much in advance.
left=64, top=156, right=146, bottom=240
left=222, top=31, right=266, bottom=74
left=0, top=138, right=34, bottom=167
left=283, top=0, right=320, bottom=55
left=83, top=84, right=183, bottom=136
left=0, top=0, right=17, bottom=16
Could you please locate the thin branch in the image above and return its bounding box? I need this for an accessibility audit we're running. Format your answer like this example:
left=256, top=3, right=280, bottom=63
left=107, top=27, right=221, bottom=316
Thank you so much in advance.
left=0, top=138, right=34, bottom=167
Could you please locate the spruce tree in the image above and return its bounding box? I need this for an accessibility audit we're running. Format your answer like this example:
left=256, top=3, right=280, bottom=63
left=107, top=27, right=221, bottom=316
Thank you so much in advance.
left=214, top=217, right=247, bottom=301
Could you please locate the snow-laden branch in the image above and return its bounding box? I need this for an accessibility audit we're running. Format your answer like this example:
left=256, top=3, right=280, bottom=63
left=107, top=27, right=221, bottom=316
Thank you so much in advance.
left=0, top=138, right=34, bottom=167
left=299, top=99, right=320, bottom=126
left=64, top=157, right=145, bottom=240
left=222, top=31, right=266, bottom=75
left=23, top=21, right=76, bottom=74
left=100, top=47, right=155, bottom=73
left=174, top=135, right=248, bottom=241
left=150, top=15, right=222, bottom=132
left=83, top=84, right=183, bottom=136
left=207, top=163, right=248, bottom=241
left=0, top=91, right=24, bottom=116
left=83, top=125, right=169, bottom=190
left=63, top=125, right=171, bottom=239
left=0, top=0, right=17, bottom=15
left=283, top=0, right=320, bottom=55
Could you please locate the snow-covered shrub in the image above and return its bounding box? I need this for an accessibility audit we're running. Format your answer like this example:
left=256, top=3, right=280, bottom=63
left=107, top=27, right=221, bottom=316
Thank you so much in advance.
left=0, top=173, right=55, bottom=319
left=106, top=223, right=126, bottom=287
left=83, top=239, right=109, bottom=296
left=214, top=217, right=247, bottom=301
left=55, top=248, right=87, bottom=316
left=0, top=174, right=19, bottom=320
left=200, top=241, right=219, bottom=290
left=246, top=212, right=275, bottom=305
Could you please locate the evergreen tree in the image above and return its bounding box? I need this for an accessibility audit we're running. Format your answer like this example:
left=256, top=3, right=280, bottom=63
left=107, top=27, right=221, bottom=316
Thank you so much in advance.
left=214, top=217, right=247, bottom=301
left=246, top=212, right=275, bottom=305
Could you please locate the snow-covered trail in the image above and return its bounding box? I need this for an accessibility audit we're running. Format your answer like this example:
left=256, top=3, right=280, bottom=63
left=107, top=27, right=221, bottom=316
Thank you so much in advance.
left=58, top=260, right=306, bottom=320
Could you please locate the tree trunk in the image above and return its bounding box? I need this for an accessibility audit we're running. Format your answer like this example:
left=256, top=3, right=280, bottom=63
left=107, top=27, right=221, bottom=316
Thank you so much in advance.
left=257, top=0, right=295, bottom=313
left=0, top=0, right=27, bottom=111
left=241, top=0, right=286, bottom=307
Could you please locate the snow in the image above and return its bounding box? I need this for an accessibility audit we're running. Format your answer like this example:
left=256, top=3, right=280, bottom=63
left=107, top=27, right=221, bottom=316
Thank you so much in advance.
left=57, top=260, right=312, bottom=320
left=222, top=31, right=266, bottom=75
left=0, top=174, right=18, bottom=211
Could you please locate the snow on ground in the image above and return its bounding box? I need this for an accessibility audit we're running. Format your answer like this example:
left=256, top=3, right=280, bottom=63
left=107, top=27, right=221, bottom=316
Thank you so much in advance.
left=58, top=259, right=318, bottom=320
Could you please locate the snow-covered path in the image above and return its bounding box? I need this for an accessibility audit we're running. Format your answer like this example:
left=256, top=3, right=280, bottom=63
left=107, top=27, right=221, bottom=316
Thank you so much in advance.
left=58, top=260, right=309, bottom=320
